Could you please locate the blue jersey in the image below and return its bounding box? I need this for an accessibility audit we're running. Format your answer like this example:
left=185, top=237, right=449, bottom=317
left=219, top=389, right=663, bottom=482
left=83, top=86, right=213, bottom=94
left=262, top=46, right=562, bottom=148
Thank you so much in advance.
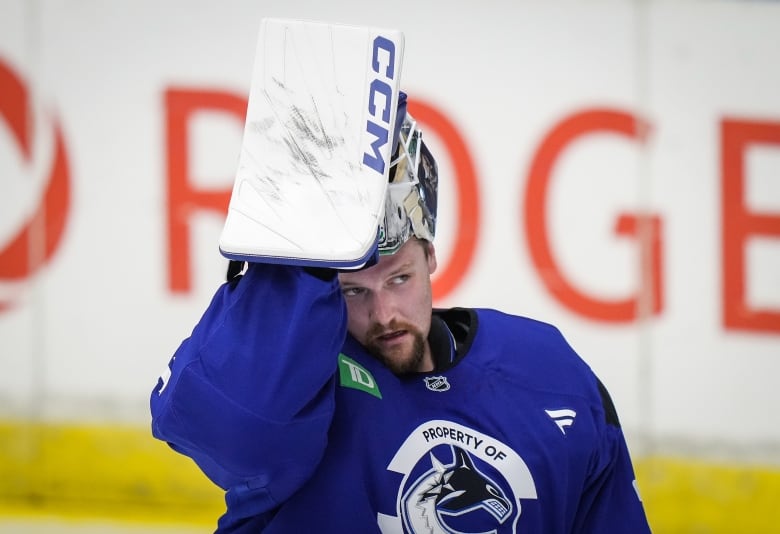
left=151, top=263, right=651, bottom=533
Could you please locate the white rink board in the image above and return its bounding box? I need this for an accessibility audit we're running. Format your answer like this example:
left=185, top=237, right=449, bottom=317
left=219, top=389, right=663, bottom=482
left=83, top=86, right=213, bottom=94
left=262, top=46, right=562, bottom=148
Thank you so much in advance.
left=1, top=0, right=779, bottom=462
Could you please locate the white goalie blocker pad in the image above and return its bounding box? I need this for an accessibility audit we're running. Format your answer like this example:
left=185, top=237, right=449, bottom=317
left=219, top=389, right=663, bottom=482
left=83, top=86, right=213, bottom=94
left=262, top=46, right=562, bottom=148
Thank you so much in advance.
left=219, top=18, right=405, bottom=268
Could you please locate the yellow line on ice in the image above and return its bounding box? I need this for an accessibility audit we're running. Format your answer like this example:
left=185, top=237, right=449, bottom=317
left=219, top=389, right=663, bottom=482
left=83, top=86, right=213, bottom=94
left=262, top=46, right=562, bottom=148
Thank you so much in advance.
left=2, top=420, right=780, bottom=531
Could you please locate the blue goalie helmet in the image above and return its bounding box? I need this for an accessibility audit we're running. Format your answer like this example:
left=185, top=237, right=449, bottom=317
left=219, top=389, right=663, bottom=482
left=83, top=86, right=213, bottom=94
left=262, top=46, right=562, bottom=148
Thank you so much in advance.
left=377, top=93, right=438, bottom=255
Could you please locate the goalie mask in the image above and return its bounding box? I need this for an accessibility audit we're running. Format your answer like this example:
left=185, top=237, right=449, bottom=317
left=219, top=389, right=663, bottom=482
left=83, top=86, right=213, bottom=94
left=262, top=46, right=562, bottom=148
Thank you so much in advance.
left=377, top=94, right=438, bottom=255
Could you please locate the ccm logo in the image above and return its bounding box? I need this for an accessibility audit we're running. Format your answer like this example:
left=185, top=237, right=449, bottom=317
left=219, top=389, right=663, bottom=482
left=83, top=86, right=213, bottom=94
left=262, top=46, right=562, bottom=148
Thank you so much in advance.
left=362, top=35, right=396, bottom=175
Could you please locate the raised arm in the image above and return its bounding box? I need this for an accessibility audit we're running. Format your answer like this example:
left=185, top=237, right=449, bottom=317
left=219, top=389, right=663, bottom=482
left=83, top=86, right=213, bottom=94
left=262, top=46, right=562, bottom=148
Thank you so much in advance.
left=150, top=263, right=345, bottom=528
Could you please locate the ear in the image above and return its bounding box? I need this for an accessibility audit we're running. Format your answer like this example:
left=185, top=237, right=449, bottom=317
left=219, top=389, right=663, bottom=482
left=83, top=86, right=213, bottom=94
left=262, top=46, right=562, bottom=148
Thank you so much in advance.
left=425, top=241, right=438, bottom=275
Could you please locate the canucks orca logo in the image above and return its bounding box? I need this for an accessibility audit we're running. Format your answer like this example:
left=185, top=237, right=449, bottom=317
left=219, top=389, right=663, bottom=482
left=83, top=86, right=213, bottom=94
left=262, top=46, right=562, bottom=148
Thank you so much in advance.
left=378, top=420, right=537, bottom=533
left=403, top=445, right=511, bottom=533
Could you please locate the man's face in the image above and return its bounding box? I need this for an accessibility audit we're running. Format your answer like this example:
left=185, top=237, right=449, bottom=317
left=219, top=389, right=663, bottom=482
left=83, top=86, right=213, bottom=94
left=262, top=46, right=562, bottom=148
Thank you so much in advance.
left=338, top=239, right=438, bottom=374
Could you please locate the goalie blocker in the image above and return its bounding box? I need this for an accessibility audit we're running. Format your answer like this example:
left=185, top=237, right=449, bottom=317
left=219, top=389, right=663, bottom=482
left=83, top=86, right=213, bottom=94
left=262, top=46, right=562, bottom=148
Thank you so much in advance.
left=219, top=18, right=437, bottom=268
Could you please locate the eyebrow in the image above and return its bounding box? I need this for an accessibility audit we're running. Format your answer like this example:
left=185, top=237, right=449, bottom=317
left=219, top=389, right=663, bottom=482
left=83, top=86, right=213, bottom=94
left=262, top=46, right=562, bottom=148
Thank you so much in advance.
left=384, top=266, right=419, bottom=287
left=386, top=260, right=415, bottom=277
left=339, top=260, right=416, bottom=288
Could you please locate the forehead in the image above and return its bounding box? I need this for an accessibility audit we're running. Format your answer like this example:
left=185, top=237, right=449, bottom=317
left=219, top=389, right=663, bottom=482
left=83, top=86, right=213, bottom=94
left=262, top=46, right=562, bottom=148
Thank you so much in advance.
left=339, top=240, right=424, bottom=284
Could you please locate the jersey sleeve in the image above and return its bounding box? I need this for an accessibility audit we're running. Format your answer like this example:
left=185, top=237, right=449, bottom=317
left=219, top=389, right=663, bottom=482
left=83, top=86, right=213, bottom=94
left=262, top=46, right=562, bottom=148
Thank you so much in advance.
left=149, top=263, right=346, bottom=527
left=572, top=379, right=652, bottom=533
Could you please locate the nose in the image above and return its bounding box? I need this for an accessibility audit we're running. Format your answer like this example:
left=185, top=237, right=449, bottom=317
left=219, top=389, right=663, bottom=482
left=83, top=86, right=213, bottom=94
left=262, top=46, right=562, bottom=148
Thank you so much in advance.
left=368, top=290, right=395, bottom=325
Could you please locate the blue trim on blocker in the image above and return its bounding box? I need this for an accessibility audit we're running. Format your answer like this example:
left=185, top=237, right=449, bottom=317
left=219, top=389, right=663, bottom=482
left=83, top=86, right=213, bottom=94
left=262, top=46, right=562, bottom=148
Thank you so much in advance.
left=219, top=235, right=381, bottom=270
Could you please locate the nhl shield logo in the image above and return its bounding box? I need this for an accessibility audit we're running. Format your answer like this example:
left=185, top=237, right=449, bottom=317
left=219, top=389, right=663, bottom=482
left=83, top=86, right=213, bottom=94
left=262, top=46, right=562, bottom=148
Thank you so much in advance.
left=424, top=375, right=450, bottom=392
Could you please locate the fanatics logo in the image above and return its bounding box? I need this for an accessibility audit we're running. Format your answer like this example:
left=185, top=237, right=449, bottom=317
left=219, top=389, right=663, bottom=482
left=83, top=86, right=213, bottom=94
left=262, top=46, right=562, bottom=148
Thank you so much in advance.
left=545, top=408, right=577, bottom=435
left=424, top=376, right=450, bottom=392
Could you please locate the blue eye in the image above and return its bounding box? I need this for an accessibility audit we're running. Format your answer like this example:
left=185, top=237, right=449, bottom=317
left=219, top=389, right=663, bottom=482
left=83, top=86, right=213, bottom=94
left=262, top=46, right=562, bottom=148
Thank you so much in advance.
left=343, top=287, right=363, bottom=297
left=392, top=274, right=410, bottom=285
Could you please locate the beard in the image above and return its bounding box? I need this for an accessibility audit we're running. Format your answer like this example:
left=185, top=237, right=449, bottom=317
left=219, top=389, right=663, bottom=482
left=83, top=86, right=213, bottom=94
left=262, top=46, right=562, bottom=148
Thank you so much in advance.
left=365, top=321, right=427, bottom=375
